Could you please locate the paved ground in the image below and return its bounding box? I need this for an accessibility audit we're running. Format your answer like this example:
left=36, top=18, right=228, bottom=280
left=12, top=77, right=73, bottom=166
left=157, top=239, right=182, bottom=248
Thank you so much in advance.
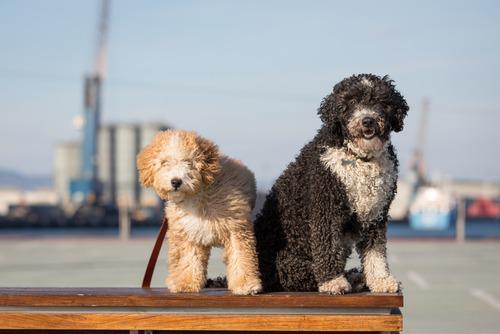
left=1, top=238, right=500, bottom=333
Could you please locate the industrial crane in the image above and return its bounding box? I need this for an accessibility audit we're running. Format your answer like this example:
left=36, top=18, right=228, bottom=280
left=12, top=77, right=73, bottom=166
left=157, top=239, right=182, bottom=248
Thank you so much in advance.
left=70, top=0, right=110, bottom=203
left=408, top=98, right=429, bottom=190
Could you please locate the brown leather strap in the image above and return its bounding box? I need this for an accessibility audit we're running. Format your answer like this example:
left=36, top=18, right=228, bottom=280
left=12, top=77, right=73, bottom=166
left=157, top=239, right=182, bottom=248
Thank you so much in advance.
left=142, top=217, right=169, bottom=288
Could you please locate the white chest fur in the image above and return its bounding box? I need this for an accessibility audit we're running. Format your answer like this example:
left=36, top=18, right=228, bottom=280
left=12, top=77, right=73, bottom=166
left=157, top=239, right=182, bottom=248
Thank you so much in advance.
left=176, top=213, right=216, bottom=246
left=167, top=202, right=217, bottom=246
left=320, top=146, right=397, bottom=222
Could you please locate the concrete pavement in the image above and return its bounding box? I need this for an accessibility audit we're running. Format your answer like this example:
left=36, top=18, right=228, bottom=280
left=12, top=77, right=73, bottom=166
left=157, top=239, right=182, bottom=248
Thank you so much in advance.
left=1, top=239, right=500, bottom=333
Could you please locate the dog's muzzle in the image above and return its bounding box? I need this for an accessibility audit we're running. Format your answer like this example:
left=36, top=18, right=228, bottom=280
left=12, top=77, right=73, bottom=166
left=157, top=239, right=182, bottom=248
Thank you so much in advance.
left=361, top=117, right=377, bottom=139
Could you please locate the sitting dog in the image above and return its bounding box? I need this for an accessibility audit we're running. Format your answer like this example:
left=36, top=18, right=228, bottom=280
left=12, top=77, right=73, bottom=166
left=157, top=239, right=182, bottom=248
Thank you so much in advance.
left=254, top=74, right=408, bottom=294
left=137, top=129, right=262, bottom=295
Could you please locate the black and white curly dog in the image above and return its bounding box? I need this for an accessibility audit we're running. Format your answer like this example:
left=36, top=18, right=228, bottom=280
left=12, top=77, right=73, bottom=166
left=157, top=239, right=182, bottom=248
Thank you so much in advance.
left=254, top=73, right=409, bottom=294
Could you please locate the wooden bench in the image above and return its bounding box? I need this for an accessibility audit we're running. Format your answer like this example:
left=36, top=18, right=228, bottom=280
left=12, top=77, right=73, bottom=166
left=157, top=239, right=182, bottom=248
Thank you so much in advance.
left=0, top=288, right=403, bottom=333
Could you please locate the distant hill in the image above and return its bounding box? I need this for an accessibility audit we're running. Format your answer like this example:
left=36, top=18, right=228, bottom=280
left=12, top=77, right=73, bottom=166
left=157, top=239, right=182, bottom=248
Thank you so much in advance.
left=0, top=168, right=52, bottom=190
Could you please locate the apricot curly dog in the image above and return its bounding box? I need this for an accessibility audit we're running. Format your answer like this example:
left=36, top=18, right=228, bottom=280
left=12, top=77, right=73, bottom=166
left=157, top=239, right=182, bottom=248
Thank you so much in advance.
left=137, top=129, right=262, bottom=295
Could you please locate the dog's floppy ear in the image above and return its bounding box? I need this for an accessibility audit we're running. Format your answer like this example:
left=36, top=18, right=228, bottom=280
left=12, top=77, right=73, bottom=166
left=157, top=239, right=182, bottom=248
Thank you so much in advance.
left=317, top=85, right=346, bottom=141
left=195, top=136, right=221, bottom=185
left=383, top=75, right=409, bottom=132
left=317, top=93, right=338, bottom=126
left=136, top=134, right=162, bottom=187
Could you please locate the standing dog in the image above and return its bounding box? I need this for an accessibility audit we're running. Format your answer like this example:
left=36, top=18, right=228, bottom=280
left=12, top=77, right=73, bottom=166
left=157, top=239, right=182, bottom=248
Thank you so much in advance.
left=254, top=74, right=408, bottom=294
left=137, top=129, right=262, bottom=295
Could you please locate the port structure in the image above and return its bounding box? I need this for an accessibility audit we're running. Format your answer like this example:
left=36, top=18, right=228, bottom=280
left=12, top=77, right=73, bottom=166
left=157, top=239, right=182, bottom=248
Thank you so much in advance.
left=70, top=0, right=110, bottom=203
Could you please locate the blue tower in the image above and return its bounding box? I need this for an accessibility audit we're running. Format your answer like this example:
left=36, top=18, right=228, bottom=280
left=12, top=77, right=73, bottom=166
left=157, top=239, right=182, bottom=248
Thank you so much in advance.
left=70, top=77, right=102, bottom=202
left=70, top=0, right=109, bottom=203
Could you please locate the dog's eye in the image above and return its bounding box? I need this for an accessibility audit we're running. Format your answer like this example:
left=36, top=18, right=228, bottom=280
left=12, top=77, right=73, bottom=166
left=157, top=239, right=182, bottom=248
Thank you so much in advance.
left=161, top=160, right=169, bottom=167
left=376, top=104, right=389, bottom=113
left=182, top=159, right=193, bottom=166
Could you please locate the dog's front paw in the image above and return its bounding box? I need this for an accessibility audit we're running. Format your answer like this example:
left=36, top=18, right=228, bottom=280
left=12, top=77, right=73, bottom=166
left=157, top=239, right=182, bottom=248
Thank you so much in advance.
left=167, top=282, right=203, bottom=293
left=319, top=275, right=352, bottom=295
left=166, top=277, right=203, bottom=293
left=367, top=275, right=401, bottom=293
left=231, top=278, right=262, bottom=295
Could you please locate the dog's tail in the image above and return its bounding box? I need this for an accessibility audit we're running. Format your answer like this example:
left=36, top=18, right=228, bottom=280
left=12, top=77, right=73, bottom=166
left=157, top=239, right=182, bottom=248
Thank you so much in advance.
left=205, top=276, right=228, bottom=288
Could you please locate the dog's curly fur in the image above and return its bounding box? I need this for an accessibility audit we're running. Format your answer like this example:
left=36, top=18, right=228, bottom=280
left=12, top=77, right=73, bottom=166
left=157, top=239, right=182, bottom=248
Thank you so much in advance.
left=137, top=129, right=262, bottom=295
left=254, top=74, right=408, bottom=294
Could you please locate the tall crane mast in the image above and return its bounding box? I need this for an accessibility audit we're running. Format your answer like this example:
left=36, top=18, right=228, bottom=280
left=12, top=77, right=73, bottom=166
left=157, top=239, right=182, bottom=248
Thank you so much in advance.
left=92, top=0, right=109, bottom=80
left=71, top=0, right=110, bottom=203
left=404, top=97, right=429, bottom=211
left=411, top=98, right=429, bottom=185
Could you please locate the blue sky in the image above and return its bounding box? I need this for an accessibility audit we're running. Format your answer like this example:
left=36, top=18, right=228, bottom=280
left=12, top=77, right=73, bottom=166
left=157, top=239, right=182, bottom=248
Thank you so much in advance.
left=1, top=0, right=499, bottom=188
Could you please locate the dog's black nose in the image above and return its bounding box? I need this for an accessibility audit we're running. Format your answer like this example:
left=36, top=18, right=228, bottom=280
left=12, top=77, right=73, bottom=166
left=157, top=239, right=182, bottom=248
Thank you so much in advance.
left=171, top=178, right=182, bottom=189
left=362, top=117, right=375, bottom=128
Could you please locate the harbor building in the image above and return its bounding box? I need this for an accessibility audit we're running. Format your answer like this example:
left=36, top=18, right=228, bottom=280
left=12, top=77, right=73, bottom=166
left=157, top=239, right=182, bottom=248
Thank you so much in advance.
left=54, top=122, right=169, bottom=209
left=54, top=142, right=81, bottom=208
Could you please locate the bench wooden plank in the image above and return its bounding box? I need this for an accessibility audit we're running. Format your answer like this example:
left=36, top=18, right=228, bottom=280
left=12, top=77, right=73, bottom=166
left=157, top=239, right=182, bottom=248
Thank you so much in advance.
left=0, top=288, right=403, bottom=332
left=0, top=332, right=383, bottom=334
left=0, top=288, right=403, bottom=308
left=0, top=332, right=389, bottom=334
left=0, top=313, right=402, bottom=332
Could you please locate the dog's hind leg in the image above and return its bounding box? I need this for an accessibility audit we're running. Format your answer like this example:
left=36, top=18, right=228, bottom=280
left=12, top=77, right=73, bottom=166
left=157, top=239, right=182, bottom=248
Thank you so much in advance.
left=166, top=233, right=210, bottom=293
left=315, top=242, right=353, bottom=295
left=224, top=223, right=262, bottom=295
left=309, top=202, right=353, bottom=294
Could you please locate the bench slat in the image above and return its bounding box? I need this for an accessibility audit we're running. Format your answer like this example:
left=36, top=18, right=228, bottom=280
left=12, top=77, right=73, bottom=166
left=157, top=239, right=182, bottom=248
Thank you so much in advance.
left=0, top=288, right=403, bottom=308
left=0, top=312, right=403, bottom=332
